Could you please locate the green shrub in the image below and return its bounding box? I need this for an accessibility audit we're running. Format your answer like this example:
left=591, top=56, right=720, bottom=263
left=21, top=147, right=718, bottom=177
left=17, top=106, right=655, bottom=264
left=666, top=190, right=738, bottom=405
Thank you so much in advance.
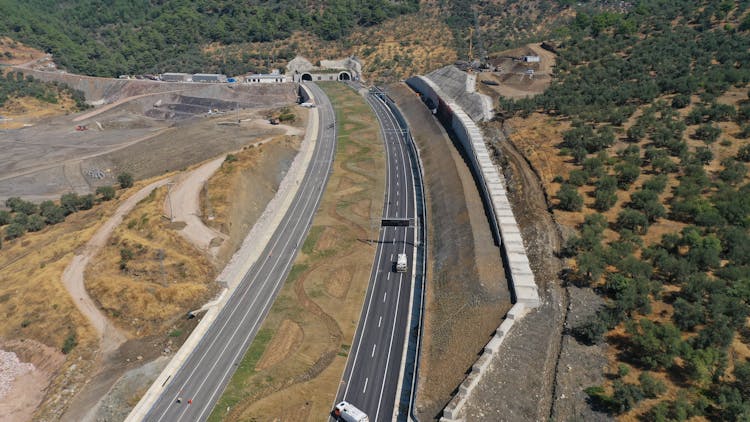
left=555, top=183, right=583, bottom=211
left=5, top=222, right=26, bottom=239
left=639, top=372, right=667, bottom=398
left=118, top=172, right=134, bottom=188
left=62, top=331, right=77, bottom=354
left=0, top=210, right=10, bottom=225
left=96, top=185, right=116, bottom=201
left=26, top=214, right=45, bottom=232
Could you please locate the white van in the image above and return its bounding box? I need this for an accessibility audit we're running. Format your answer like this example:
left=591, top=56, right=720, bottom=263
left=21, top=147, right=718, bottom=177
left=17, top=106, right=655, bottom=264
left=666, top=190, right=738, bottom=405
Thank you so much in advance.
left=396, top=253, right=408, bottom=273
left=333, top=401, right=369, bottom=422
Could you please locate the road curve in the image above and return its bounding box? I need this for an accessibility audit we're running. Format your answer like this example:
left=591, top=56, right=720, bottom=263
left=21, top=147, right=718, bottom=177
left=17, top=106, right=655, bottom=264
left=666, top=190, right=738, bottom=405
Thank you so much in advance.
left=141, top=82, right=337, bottom=422
left=333, top=89, right=420, bottom=421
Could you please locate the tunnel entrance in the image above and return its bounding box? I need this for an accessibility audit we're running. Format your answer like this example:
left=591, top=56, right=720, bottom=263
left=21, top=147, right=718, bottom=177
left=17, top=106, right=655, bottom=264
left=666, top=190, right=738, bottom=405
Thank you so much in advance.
left=338, top=72, right=351, bottom=81
left=301, top=73, right=313, bottom=81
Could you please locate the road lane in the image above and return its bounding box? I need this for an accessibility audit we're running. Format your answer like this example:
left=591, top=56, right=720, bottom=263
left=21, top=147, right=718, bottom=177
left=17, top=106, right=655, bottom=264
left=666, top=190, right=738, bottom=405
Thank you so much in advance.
left=143, top=82, right=337, bottom=422
left=334, top=90, right=419, bottom=421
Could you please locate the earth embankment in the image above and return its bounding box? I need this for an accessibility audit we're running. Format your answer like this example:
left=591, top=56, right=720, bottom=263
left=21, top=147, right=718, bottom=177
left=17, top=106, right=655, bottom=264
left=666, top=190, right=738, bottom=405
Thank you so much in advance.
left=386, top=83, right=511, bottom=420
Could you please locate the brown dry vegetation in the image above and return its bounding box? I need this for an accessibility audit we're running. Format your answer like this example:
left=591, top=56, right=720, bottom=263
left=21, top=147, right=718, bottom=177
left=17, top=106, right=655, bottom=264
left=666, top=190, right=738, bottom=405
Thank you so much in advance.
left=209, top=82, right=384, bottom=422
left=0, top=36, right=45, bottom=66
left=0, top=38, right=80, bottom=129
left=0, top=181, right=167, bottom=418
left=206, top=133, right=304, bottom=264
left=349, top=14, right=457, bottom=81
left=0, top=92, right=80, bottom=129
left=85, top=184, right=218, bottom=338
left=505, top=86, right=750, bottom=418
left=204, top=11, right=456, bottom=83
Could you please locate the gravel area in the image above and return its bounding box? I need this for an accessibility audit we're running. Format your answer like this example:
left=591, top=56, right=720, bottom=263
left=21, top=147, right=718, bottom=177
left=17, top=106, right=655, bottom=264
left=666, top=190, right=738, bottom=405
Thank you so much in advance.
left=0, top=349, right=35, bottom=400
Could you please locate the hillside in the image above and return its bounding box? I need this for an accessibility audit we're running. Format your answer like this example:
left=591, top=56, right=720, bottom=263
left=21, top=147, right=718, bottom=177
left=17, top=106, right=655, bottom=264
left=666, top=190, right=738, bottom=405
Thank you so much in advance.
left=0, top=0, right=419, bottom=77
left=0, top=38, right=89, bottom=128
left=0, top=1, right=594, bottom=81
left=497, top=0, right=750, bottom=418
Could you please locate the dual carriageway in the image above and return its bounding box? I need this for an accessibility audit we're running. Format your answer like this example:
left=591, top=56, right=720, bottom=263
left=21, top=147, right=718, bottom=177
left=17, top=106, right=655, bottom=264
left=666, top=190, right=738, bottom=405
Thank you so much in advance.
left=138, top=82, right=424, bottom=422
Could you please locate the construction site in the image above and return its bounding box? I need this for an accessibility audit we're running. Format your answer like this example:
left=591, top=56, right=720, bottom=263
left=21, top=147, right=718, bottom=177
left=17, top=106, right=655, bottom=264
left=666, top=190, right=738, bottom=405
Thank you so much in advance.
left=0, top=39, right=604, bottom=422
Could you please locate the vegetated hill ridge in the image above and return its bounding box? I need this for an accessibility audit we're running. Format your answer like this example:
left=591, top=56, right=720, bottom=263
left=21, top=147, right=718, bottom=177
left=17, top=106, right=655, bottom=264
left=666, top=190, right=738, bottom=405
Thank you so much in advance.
left=498, top=0, right=750, bottom=419
left=0, top=0, right=609, bottom=81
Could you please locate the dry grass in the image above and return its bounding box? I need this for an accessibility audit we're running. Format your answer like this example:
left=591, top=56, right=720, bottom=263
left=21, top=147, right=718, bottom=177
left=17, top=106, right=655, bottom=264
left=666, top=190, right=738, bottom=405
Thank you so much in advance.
left=201, top=111, right=305, bottom=264
left=85, top=185, right=217, bottom=337
left=0, top=36, right=45, bottom=66
left=0, top=95, right=79, bottom=129
left=508, top=87, right=750, bottom=417
left=255, top=319, right=303, bottom=372
left=203, top=131, right=302, bottom=237
left=350, top=14, right=457, bottom=81
left=0, top=206, right=108, bottom=352
left=203, top=11, right=456, bottom=83
left=0, top=178, right=174, bottom=419
left=209, top=82, right=384, bottom=422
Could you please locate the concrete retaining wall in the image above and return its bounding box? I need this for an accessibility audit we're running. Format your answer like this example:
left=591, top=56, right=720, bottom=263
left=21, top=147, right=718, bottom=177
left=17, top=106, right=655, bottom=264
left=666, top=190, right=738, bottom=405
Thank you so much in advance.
left=441, top=303, right=528, bottom=421
left=424, top=66, right=494, bottom=122
left=405, top=75, right=540, bottom=421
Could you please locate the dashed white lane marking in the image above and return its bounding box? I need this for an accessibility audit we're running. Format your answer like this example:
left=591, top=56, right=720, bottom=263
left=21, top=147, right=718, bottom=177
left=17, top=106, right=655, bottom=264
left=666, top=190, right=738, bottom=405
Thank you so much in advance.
left=363, top=377, right=369, bottom=394
left=372, top=344, right=377, bottom=357
left=383, top=291, right=387, bottom=302
left=378, top=316, right=382, bottom=327
left=387, top=272, right=391, bottom=280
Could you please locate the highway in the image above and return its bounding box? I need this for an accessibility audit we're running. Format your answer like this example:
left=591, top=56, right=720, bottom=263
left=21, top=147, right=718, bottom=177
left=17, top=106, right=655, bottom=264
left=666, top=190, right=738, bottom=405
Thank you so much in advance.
left=142, top=82, right=337, bottom=421
left=334, top=89, right=420, bottom=421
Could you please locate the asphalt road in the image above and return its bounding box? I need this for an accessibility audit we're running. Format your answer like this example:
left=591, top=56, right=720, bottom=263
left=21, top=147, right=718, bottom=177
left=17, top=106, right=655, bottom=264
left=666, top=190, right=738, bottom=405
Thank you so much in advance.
left=334, top=90, right=418, bottom=421
left=143, top=82, right=337, bottom=422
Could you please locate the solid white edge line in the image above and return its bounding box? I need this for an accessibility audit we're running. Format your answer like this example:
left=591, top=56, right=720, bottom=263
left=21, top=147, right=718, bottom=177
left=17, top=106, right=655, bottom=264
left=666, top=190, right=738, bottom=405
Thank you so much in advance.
left=338, top=88, right=393, bottom=403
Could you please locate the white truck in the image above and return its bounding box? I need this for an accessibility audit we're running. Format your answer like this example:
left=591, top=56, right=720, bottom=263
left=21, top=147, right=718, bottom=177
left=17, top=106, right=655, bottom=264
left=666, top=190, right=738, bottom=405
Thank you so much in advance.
left=332, top=401, right=369, bottom=422
left=396, top=253, right=408, bottom=273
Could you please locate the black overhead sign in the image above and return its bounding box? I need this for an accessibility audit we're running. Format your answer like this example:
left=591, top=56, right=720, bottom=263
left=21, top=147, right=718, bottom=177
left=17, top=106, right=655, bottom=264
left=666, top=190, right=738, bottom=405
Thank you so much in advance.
left=382, top=218, right=411, bottom=227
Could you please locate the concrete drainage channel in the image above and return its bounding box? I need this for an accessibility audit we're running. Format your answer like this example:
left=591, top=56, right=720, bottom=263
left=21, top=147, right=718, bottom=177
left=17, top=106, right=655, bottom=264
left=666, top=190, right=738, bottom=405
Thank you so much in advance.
left=405, top=76, right=541, bottom=422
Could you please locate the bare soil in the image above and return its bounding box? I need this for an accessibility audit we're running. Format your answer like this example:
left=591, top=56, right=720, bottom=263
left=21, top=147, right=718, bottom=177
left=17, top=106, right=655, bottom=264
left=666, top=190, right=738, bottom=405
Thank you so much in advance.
left=476, top=43, right=556, bottom=100
left=386, top=83, right=511, bottom=421
left=0, top=80, right=297, bottom=203
left=455, top=119, right=614, bottom=421
left=0, top=37, right=45, bottom=66
left=0, top=340, right=65, bottom=422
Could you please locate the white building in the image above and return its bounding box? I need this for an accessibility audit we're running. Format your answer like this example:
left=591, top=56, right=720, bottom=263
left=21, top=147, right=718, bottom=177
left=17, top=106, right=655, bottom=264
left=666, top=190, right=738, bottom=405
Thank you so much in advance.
left=161, top=72, right=191, bottom=82
left=245, top=73, right=289, bottom=83
left=192, top=73, right=228, bottom=83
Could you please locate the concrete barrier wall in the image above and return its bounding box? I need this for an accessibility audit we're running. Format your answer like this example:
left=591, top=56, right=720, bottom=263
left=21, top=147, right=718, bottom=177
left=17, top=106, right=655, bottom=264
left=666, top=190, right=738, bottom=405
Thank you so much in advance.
left=405, top=75, right=540, bottom=421
left=406, top=76, right=539, bottom=307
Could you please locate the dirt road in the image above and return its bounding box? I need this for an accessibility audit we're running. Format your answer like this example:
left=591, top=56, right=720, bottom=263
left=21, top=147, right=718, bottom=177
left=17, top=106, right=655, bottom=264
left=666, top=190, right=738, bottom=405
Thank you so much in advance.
left=166, top=157, right=227, bottom=257
left=61, top=178, right=171, bottom=357
left=72, top=89, right=187, bottom=122
left=461, top=122, right=570, bottom=421
left=165, top=120, right=305, bottom=258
